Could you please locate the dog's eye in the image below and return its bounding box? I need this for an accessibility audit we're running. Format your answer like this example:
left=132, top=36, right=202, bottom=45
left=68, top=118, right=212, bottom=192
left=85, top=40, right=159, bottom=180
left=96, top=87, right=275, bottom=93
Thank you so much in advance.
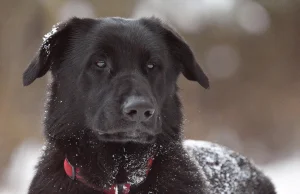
left=147, top=63, right=155, bottom=70
left=95, top=61, right=106, bottom=69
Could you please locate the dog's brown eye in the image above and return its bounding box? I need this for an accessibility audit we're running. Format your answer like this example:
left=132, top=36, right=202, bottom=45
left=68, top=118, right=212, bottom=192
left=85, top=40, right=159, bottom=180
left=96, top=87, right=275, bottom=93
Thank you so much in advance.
left=95, top=61, right=106, bottom=68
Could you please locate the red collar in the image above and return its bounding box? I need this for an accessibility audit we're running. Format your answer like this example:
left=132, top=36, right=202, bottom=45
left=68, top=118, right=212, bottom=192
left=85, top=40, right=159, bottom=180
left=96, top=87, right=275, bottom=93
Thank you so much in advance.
left=64, top=157, right=154, bottom=194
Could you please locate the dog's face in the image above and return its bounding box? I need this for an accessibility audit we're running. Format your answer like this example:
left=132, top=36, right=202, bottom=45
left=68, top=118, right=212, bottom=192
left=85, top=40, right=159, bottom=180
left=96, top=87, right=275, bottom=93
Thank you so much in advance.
left=23, top=17, right=209, bottom=144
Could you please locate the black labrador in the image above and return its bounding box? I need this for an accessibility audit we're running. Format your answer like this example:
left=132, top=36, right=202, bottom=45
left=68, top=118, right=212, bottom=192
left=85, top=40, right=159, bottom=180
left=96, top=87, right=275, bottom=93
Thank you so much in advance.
left=23, top=17, right=276, bottom=194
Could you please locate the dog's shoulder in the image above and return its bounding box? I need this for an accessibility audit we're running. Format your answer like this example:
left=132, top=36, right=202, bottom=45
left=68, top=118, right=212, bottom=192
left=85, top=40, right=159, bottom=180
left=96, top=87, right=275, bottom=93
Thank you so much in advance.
left=183, top=140, right=276, bottom=194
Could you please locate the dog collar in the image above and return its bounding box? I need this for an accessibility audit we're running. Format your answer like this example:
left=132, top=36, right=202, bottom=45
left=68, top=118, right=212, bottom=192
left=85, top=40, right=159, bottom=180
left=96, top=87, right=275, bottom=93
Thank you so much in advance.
left=64, top=157, right=154, bottom=194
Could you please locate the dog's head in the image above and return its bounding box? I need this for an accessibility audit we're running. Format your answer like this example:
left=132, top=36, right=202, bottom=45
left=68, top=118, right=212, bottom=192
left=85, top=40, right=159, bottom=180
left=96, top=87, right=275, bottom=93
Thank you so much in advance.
left=23, top=17, right=209, bottom=144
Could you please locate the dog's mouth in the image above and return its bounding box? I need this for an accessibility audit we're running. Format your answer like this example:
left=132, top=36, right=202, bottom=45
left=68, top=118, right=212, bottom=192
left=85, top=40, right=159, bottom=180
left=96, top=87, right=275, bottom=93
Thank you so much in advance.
left=97, top=131, right=157, bottom=144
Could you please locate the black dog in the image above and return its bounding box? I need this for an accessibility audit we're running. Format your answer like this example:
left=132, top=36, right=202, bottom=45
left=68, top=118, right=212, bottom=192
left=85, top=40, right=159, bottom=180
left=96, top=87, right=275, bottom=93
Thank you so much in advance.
left=23, top=17, right=276, bottom=194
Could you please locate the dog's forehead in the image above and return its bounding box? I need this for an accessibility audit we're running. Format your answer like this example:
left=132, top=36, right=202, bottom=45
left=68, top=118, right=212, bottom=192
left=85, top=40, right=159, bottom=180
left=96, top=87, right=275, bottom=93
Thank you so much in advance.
left=87, top=19, right=167, bottom=57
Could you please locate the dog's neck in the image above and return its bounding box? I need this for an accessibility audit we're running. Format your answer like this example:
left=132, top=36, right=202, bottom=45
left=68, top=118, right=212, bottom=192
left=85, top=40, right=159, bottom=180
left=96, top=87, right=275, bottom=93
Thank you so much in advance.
left=55, top=138, right=159, bottom=188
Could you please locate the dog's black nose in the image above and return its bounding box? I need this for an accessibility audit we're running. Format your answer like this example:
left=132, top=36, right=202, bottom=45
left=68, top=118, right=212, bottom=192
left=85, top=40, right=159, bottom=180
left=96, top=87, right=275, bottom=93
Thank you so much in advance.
left=123, top=96, right=155, bottom=122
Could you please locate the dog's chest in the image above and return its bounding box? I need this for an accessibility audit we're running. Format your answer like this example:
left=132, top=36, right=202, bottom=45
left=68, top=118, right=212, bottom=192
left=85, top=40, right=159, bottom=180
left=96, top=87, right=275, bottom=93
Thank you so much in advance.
left=111, top=148, right=155, bottom=186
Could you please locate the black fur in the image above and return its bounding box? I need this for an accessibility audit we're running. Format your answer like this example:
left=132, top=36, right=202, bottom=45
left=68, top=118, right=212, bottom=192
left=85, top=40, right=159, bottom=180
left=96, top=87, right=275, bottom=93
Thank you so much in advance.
left=23, top=17, right=275, bottom=194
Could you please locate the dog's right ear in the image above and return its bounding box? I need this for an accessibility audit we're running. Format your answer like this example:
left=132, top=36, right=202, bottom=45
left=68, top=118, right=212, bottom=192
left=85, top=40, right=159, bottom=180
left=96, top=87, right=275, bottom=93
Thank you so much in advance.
left=140, top=17, right=209, bottom=89
left=23, top=17, right=84, bottom=86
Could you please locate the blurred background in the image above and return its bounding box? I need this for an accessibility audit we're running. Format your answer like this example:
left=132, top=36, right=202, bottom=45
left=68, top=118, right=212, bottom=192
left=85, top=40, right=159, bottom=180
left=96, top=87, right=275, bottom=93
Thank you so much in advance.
left=0, top=0, right=299, bottom=193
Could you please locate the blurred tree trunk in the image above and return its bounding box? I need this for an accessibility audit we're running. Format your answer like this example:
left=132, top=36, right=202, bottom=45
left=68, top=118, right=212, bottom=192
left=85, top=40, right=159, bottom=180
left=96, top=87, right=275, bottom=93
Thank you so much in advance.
left=0, top=0, right=45, bottom=176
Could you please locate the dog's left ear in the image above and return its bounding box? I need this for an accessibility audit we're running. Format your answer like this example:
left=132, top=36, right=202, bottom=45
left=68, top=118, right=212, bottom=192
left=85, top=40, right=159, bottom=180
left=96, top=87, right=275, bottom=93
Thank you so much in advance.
left=23, top=19, right=71, bottom=86
left=23, top=17, right=94, bottom=86
left=141, top=18, right=209, bottom=89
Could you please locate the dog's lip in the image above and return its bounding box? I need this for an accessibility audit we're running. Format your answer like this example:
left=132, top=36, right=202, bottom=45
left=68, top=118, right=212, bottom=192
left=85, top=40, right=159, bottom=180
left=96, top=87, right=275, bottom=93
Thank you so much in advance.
left=97, top=130, right=155, bottom=137
left=96, top=126, right=158, bottom=136
left=97, top=131, right=156, bottom=143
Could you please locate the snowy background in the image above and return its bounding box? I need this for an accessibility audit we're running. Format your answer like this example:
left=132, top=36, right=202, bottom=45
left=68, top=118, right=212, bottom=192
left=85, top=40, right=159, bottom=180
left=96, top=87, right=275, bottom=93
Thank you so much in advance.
left=0, top=0, right=299, bottom=193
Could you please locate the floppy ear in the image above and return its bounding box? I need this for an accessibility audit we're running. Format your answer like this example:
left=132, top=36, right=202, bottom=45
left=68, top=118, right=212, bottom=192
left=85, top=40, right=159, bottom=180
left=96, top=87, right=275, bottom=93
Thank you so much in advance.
left=141, top=18, right=209, bottom=89
left=23, top=17, right=81, bottom=86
